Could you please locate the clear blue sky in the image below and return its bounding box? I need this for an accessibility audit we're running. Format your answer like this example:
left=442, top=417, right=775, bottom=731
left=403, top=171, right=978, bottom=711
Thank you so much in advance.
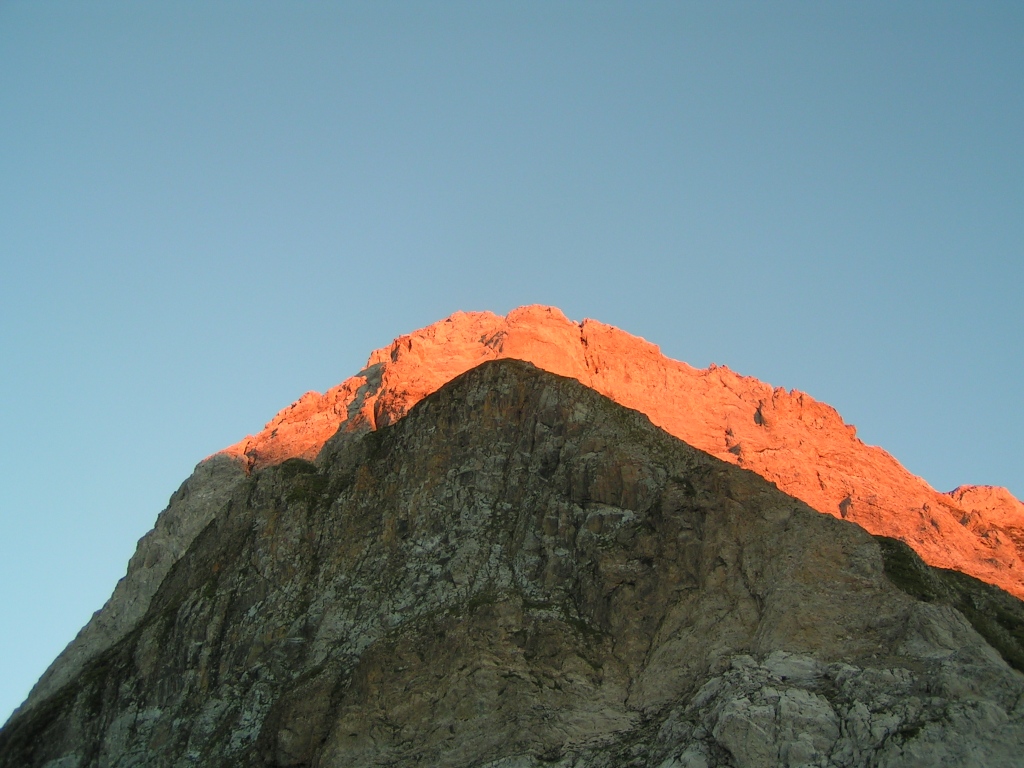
left=1, top=1, right=1021, bottom=723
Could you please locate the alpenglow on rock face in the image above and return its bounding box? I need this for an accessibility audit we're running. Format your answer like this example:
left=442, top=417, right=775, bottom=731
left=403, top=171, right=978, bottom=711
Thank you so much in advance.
left=3, top=311, right=1024, bottom=767
left=216, top=305, right=1024, bottom=600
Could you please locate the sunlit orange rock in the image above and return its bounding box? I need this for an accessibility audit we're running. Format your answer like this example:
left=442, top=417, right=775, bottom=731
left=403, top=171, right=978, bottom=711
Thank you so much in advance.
left=218, top=305, right=1024, bottom=598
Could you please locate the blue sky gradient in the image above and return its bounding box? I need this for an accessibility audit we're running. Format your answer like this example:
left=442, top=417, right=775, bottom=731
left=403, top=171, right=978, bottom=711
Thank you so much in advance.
left=1, top=1, right=1021, bottom=722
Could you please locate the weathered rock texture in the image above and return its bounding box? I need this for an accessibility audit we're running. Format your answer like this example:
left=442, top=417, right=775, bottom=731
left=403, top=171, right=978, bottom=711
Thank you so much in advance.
left=3, top=361, right=1024, bottom=767
left=218, top=306, right=1024, bottom=600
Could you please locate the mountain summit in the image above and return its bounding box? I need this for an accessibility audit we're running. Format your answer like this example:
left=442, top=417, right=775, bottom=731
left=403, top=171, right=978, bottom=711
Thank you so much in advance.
left=219, top=305, right=1024, bottom=599
left=3, top=308, right=1023, bottom=767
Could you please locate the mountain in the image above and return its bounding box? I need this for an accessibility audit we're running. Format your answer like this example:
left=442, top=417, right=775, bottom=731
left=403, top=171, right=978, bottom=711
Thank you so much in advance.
left=3, top=310, right=1024, bottom=767
left=212, top=306, right=1024, bottom=601
left=215, top=305, right=1023, bottom=599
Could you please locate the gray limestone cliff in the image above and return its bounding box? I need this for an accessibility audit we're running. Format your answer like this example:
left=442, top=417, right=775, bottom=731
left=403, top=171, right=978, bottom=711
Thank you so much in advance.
left=12, top=455, right=247, bottom=721
left=2, top=360, right=1023, bottom=767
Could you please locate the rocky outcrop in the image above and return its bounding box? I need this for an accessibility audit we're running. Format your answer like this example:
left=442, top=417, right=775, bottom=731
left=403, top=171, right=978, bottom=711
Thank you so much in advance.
left=3, top=361, right=1023, bottom=767
left=947, top=486, right=1024, bottom=560
left=12, top=455, right=247, bottom=720
left=218, top=306, right=1024, bottom=599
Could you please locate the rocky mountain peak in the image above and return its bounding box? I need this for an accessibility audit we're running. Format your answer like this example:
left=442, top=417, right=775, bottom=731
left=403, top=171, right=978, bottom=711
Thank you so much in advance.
left=217, top=305, right=1024, bottom=599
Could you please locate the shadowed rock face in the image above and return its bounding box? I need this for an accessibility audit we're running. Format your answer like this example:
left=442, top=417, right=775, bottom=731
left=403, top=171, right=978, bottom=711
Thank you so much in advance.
left=3, top=361, right=1023, bottom=767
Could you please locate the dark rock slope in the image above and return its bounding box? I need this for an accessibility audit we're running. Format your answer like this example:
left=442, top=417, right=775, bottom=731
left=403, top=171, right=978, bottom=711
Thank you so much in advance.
left=3, top=361, right=1024, bottom=767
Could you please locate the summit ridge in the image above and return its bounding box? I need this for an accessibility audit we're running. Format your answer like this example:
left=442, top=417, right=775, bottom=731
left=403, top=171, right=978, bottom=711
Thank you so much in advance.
left=219, top=305, right=1024, bottom=598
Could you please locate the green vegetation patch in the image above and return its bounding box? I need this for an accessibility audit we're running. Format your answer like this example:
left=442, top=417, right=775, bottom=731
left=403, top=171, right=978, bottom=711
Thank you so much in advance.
left=279, top=458, right=318, bottom=479
left=877, top=536, right=1024, bottom=673
left=276, top=458, right=332, bottom=506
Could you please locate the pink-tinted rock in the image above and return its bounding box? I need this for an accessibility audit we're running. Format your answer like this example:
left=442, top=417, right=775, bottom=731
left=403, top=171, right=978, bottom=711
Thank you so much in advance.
left=217, top=306, right=1024, bottom=598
